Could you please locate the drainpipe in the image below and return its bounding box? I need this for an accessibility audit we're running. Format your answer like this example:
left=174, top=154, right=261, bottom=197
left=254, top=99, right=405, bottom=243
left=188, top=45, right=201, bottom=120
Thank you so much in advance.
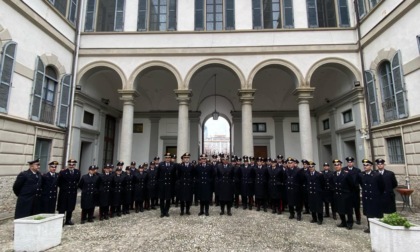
left=64, top=0, right=84, bottom=163
left=353, top=1, right=376, bottom=164
left=400, top=125, right=411, bottom=205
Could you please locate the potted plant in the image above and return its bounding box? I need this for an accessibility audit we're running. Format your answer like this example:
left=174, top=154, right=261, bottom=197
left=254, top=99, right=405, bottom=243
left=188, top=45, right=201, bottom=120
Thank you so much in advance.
left=14, top=213, right=64, bottom=251
left=369, top=213, right=420, bottom=252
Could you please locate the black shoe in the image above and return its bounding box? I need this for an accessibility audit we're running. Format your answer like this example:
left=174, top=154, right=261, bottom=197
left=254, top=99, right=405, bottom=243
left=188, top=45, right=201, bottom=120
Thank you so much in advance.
left=140, top=208, right=144, bottom=212
left=80, top=220, right=85, bottom=224
left=135, top=209, right=139, bottom=213
left=248, top=206, right=252, bottom=210
left=310, top=219, right=317, bottom=223
left=332, top=214, right=337, bottom=220
left=117, top=213, right=121, bottom=217
left=104, top=216, right=109, bottom=220
left=227, top=212, right=232, bottom=216
left=205, top=212, right=209, bottom=216
left=126, top=211, right=130, bottom=214
left=88, top=219, right=94, bottom=223
left=263, top=208, right=267, bottom=212
left=347, top=225, right=353, bottom=230
left=317, top=220, right=322, bottom=225
left=234, top=205, right=239, bottom=209
left=220, top=212, right=225, bottom=215
left=198, top=212, right=204, bottom=216
left=160, top=214, right=164, bottom=218
left=65, top=221, right=74, bottom=226
left=180, top=212, right=184, bottom=216
left=364, top=228, right=370, bottom=233
left=257, top=207, right=261, bottom=211
left=356, top=220, right=361, bottom=225
left=277, top=211, right=282, bottom=215
left=165, top=213, right=170, bottom=217
left=289, top=215, right=295, bottom=219
left=303, top=211, right=310, bottom=215
left=243, top=206, right=247, bottom=210
left=337, top=223, right=346, bottom=228
left=99, top=216, right=104, bottom=221
left=272, top=209, right=276, bottom=214
left=297, top=215, right=302, bottom=221
left=186, top=211, right=191, bottom=215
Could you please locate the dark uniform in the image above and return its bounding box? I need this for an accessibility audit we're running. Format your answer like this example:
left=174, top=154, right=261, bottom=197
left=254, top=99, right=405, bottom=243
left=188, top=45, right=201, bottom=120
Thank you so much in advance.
left=233, top=158, right=242, bottom=208
left=196, top=154, right=214, bottom=216
left=343, top=157, right=362, bottom=224
left=301, top=160, right=310, bottom=214
left=285, top=158, right=305, bottom=220
left=212, top=156, right=220, bottom=206
left=267, top=163, right=283, bottom=214
left=240, top=158, right=255, bottom=210
left=40, top=161, right=59, bottom=213
left=146, top=163, right=158, bottom=210
left=321, top=164, right=336, bottom=219
left=376, top=158, right=398, bottom=214
left=123, top=166, right=134, bottom=214
left=97, top=164, right=113, bottom=220
left=217, top=159, right=234, bottom=215
left=360, top=170, right=384, bottom=218
left=254, top=163, right=268, bottom=212
left=78, top=165, right=98, bottom=223
left=176, top=153, right=195, bottom=215
left=134, top=167, right=148, bottom=212
left=13, top=159, right=42, bottom=219
left=111, top=168, right=125, bottom=217
left=305, top=162, right=325, bottom=224
left=156, top=153, right=176, bottom=217
left=57, top=159, right=81, bottom=225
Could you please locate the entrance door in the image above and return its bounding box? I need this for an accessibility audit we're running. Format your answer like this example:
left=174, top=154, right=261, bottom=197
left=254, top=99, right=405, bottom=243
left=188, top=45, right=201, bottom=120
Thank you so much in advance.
left=254, top=146, right=268, bottom=158
left=80, top=141, right=94, bottom=175
left=343, top=140, right=357, bottom=163
left=166, top=146, right=177, bottom=156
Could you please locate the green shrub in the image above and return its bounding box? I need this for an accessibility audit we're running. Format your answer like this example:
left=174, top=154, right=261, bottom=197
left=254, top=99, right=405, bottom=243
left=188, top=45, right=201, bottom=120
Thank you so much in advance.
left=33, top=216, right=46, bottom=220
left=381, top=213, right=414, bottom=229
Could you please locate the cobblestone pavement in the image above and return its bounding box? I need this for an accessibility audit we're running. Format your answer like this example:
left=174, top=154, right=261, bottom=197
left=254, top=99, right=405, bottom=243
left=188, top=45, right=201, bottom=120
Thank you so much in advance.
left=1, top=206, right=418, bottom=252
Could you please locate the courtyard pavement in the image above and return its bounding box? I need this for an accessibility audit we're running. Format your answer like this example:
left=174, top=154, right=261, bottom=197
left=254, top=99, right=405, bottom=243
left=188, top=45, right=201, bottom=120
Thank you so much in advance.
left=1, top=205, right=419, bottom=252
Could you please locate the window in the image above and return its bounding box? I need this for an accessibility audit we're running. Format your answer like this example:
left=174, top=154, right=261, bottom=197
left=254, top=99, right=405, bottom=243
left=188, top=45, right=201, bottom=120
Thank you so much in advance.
left=252, top=0, right=294, bottom=29
left=322, top=119, right=330, bottom=130
left=356, top=0, right=366, bottom=18
left=48, top=0, right=79, bottom=24
left=369, top=0, right=379, bottom=9
left=35, top=138, right=52, bottom=174
left=84, top=0, right=125, bottom=32
left=103, top=115, right=116, bottom=165
left=387, top=137, right=404, bottom=164
left=307, top=0, right=349, bottom=28
left=253, top=123, right=267, bottom=133
left=378, top=51, right=408, bottom=122
left=0, top=41, right=17, bottom=113
left=30, top=57, right=72, bottom=127
left=195, top=0, right=235, bottom=31
left=137, top=0, right=177, bottom=31
left=291, top=122, right=299, bottom=132
left=83, top=111, right=95, bottom=125
left=365, top=71, right=380, bottom=125
left=342, top=110, right=353, bottom=123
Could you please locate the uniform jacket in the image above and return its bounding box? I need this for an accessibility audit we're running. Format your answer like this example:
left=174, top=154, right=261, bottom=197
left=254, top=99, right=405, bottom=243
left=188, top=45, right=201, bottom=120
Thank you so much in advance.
left=57, top=168, right=81, bottom=212
left=332, top=171, right=355, bottom=215
left=267, top=166, right=283, bottom=200
left=195, top=163, right=214, bottom=201
left=359, top=171, right=384, bottom=218
left=217, top=163, right=234, bottom=201
left=78, top=173, right=98, bottom=209
left=305, top=171, right=325, bottom=213
left=254, top=166, right=268, bottom=199
left=156, top=162, right=176, bottom=200
left=379, top=169, right=398, bottom=213
left=176, top=162, right=195, bottom=202
left=240, top=165, right=255, bottom=197
left=13, top=169, right=42, bottom=219
left=97, top=173, right=113, bottom=206
left=41, top=172, right=58, bottom=213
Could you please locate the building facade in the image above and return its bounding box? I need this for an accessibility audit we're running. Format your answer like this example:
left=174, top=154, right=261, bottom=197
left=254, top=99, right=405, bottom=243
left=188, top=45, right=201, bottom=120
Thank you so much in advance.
left=0, top=0, right=419, bottom=214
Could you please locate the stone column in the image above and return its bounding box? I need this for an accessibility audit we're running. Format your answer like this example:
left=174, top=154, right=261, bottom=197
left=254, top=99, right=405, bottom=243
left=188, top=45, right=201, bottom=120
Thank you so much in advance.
left=175, top=89, right=192, bottom=162
left=70, top=98, right=84, bottom=164
left=238, top=89, right=256, bottom=157
left=118, top=90, right=138, bottom=165
left=273, top=116, right=285, bottom=156
left=232, top=112, right=242, bottom=156
left=148, top=117, right=160, bottom=161
left=293, top=87, right=315, bottom=160
left=189, top=115, right=200, bottom=160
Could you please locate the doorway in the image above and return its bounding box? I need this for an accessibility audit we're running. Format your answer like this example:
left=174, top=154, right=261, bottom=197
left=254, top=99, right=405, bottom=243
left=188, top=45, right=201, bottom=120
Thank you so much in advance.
left=80, top=141, right=94, bottom=175
left=254, top=146, right=268, bottom=158
left=203, top=117, right=231, bottom=155
left=343, top=140, right=357, bottom=163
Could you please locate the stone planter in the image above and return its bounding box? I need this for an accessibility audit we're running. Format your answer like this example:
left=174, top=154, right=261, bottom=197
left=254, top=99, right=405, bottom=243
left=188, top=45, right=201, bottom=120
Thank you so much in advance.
left=14, top=213, right=64, bottom=252
left=369, top=218, right=420, bottom=252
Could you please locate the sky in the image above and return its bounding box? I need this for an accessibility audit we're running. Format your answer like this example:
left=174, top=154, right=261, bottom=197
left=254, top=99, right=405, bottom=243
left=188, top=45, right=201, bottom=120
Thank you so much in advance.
left=204, top=117, right=229, bottom=137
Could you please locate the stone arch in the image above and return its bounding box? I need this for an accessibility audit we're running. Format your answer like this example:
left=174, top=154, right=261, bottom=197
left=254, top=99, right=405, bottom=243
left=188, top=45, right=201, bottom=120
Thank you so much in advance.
left=128, top=60, right=182, bottom=90
left=184, top=58, right=246, bottom=89
left=77, top=61, right=127, bottom=89
left=248, top=59, right=304, bottom=88
left=369, top=48, right=398, bottom=71
left=39, top=53, right=66, bottom=77
left=306, top=58, right=361, bottom=87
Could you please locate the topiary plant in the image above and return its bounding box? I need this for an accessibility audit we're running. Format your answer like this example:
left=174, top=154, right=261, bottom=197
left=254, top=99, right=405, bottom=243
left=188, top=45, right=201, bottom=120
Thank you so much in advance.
left=381, top=212, right=414, bottom=229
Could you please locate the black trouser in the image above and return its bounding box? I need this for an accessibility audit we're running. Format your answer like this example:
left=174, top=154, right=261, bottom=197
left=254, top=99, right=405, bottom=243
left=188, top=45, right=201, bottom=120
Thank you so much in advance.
left=180, top=201, right=191, bottom=213
left=353, top=193, right=361, bottom=221
left=135, top=200, right=144, bottom=212
left=160, top=199, right=171, bottom=214
left=339, top=213, right=354, bottom=226
left=81, top=208, right=94, bottom=221
left=149, top=198, right=158, bottom=209
left=59, top=210, right=73, bottom=223
left=256, top=198, right=266, bottom=210
left=288, top=204, right=302, bottom=216
left=220, top=201, right=232, bottom=213
left=271, top=199, right=281, bottom=212
left=99, top=206, right=110, bottom=218
left=123, top=204, right=130, bottom=213
left=112, top=205, right=121, bottom=216
left=241, top=195, right=253, bottom=208
left=324, top=201, right=335, bottom=216
left=311, top=212, right=323, bottom=222
left=234, top=194, right=240, bottom=207
left=199, top=201, right=210, bottom=214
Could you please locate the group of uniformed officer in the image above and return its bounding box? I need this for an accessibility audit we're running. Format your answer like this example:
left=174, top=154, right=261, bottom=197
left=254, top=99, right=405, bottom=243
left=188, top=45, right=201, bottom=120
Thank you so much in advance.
left=13, top=153, right=398, bottom=232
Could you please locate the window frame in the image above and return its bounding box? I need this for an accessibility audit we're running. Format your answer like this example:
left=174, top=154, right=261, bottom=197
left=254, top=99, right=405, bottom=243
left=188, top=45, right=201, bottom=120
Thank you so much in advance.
left=322, top=118, right=330, bottom=130
left=137, top=0, right=177, bottom=32
left=47, top=0, right=79, bottom=25
left=252, top=0, right=294, bottom=29
left=291, top=122, right=299, bottom=132
left=194, top=0, right=235, bottom=31
left=0, top=41, right=17, bottom=113
left=342, top=109, right=353, bottom=124
left=306, top=0, right=349, bottom=28
left=84, top=0, right=126, bottom=32
left=365, top=70, right=380, bottom=125
left=253, top=123, right=267, bottom=133
left=386, top=136, right=405, bottom=164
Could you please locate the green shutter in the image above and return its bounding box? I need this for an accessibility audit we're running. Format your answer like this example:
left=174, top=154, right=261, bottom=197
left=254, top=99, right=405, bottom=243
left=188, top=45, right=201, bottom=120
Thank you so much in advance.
left=365, top=71, right=380, bottom=125
left=30, top=57, right=45, bottom=121
left=57, top=74, right=72, bottom=127
left=307, top=0, right=318, bottom=28
left=114, top=0, right=125, bottom=31
left=85, top=0, right=96, bottom=32
left=0, top=41, right=17, bottom=113
left=391, top=50, right=408, bottom=118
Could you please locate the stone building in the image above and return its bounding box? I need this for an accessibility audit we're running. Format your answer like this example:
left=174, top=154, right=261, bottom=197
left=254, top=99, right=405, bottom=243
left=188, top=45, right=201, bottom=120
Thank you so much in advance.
left=0, top=0, right=419, bottom=214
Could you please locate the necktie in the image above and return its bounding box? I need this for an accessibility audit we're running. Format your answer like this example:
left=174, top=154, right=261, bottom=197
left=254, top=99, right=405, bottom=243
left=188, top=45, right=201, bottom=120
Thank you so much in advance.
left=70, top=170, right=73, bottom=175
left=311, top=172, right=314, bottom=176
left=337, top=172, right=340, bottom=176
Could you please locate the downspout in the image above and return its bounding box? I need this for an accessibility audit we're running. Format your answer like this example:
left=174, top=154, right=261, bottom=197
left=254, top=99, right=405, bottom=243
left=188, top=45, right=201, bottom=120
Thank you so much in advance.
left=65, top=0, right=84, bottom=162
left=353, top=1, right=376, bottom=164
left=400, top=125, right=411, bottom=204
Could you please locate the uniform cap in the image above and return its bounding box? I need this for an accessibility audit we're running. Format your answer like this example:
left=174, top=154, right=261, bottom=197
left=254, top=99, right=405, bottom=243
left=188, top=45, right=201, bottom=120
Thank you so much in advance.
left=332, top=159, right=342, bottom=164
left=130, top=161, right=136, bottom=165
left=89, top=165, right=97, bottom=170
left=285, top=157, right=294, bottom=163
left=164, top=153, right=172, bottom=158
left=67, top=159, right=77, bottom=164
left=200, top=154, right=208, bottom=159
left=345, top=157, right=355, bottom=162
left=182, top=152, right=191, bottom=158
left=375, top=158, right=385, bottom=164
left=276, top=155, right=284, bottom=160
left=362, top=159, right=373, bottom=165
left=323, top=162, right=330, bottom=167
left=153, top=157, right=160, bottom=161
left=28, top=158, right=40, bottom=165
left=48, top=161, right=59, bottom=166
left=308, top=161, right=316, bottom=166
left=301, top=159, right=309, bottom=165
left=116, top=161, right=124, bottom=166
left=256, top=157, right=264, bottom=162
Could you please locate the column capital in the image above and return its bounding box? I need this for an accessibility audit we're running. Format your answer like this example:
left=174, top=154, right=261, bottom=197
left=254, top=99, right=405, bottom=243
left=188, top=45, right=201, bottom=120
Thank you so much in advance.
left=293, top=87, right=315, bottom=103
left=238, top=89, right=256, bottom=104
left=118, top=89, right=139, bottom=104
left=174, top=89, right=192, bottom=105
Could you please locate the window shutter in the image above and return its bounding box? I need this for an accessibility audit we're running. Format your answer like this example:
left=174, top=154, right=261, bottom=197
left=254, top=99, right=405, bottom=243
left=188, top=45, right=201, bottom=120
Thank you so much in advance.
left=391, top=50, right=408, bottom=118
left=57, top=74, right=72, bottom=127
left=283, top=0, right=294, bottom=28
left=31, top=57, right=45, bottom=121
left=137, top=0, right=147, bottom=31
left=0, top=42, right=17, bottom=113
left=338, top=0, right=349, bottom=27
left=114, top=0, right=125, bottom=31
left=365, top=71, right=380, bottom=125
left=168, top=0, right=177, bottom=31
left=306, top=0, right=318, bottom=28
left=252, top=0, right=262, bottom=29
left=225, top=0, right=235, bottom=30
left=356, top=0, right=366, bottom=18
left=85, top=0, right=96, bottom=32
left=68, top=0, right=78, bottom=24
left=194, top=0, right=204, bottom=31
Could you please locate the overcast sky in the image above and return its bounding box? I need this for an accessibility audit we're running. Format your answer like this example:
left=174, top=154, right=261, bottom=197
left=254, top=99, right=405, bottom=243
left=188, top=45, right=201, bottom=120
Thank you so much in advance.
left=204, top=117, right=229, bottom=137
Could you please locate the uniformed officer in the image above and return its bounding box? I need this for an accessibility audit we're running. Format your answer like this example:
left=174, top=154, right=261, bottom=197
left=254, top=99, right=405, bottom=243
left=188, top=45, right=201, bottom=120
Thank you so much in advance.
left=123, top=166, right=134, bottom=214
left=13, top=158, right=42, bottom=219
left=240, top=156, right=255, bottom=210
left=147, top=161, right=158, bottom=210
left=40, top=161, right=59, bottom=213
left=232, top=156, right=242, bottom=208
left=376, top=158, right=398, bottom=214
left=217, top=154, right=234, bottom=216
left=276, top=155, right=287, bottom=211
left=268, top=160, right=283, bottom=214
left=343, top=156, right=362, bottom=224
left=321, top=163, right=336, bottom=219
left=333, top=159, right=356, bottom=230
left=57, top=159, right=81, bottom=225
left=177, top=152, right=195, bottom=215
left=254, top=157, right=268, bottom=212
left=78, top=165, right=98, bottom=223
left=211, top=154, right=220, bottom=206
left=305, top=161, right=325, bottom=224
left=157, top=153, right=176, bottom=217
left=301, top=159, right=310, bottom=214
left=111, top=164, right=124, bottom=217
left=97, top=164, right=113, bottom=220
left=285, top=157, right=305, bottom=220
left=359, top=159, right=384, bottom=233
left=129, top=161, right=137, bottom=210
left=134, top=164, right=148, bottom=212
left=196, top=154, right=214, bottom=216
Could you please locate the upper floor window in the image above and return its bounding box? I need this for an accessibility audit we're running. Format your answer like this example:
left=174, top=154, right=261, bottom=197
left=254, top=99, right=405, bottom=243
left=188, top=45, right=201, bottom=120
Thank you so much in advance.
left=0, top=41, right=17, bottom=113
left=85, top=0, right=125, bottom=32
left=252, top=0, right=294, bottom=29
left=195, top=0, right=235, bottom=31
left=307, top=0, right=349, bottom=28
left=322, top=119, right=330, bottom=130
left=356, top=0, right=382, bottom=19
left=48, top=0, right=79, bottom=24
left=253, top=123, right=267, bottom=133
left=378, top=51, right=408, bottom=122
left=138, top=0, right=177, bottom=31
left=31, top=57, right=72, bottom=127
left=342, top=109, right=353, bottom=123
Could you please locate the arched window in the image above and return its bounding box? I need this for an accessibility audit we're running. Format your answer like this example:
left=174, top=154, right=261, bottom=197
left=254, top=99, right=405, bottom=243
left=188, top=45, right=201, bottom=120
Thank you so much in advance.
left=84, top=0, right=125, bottom=32
left=137, top=0, right=177, bottom=31
left=0, top=41, right=17, bottom=113
left=195, top=0, right=235, bottom=31
left=252, top=0, right=294, bottom=29
left=307, top=0, right=349, bottom=28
